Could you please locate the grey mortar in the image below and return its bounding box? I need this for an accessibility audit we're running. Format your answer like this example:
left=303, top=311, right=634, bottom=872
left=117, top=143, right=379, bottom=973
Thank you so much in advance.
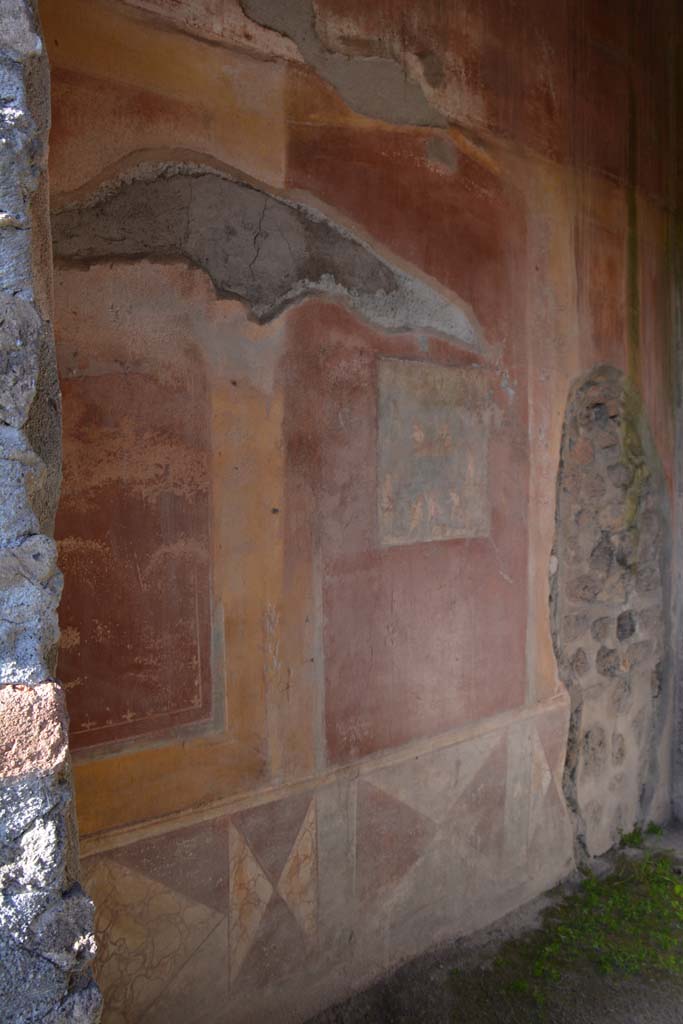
left=240, top=0, right=447, bottom=128
left=52, top=164, right=482, bottom=350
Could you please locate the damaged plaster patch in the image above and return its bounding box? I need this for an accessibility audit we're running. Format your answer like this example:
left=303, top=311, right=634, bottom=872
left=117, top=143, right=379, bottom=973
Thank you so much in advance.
left=425, top=134, right=459, bottom=172
left=52, top=166, right=481, bottom=349
left=550, top=367, right=670, bottom=860
left=241, top=0, right=448, bottom=127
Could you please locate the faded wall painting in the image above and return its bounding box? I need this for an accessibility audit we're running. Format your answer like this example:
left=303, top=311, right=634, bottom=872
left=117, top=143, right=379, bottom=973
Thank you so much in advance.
left=378, top=359, right=490, bottom=546
left=55, top=309, right=215, bottom=752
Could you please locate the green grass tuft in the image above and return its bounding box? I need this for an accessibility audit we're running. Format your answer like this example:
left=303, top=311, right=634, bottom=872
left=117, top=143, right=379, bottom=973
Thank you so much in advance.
left=620, top=825, right=645, bottom=848
left=451, top=854, right=683, bottom=1021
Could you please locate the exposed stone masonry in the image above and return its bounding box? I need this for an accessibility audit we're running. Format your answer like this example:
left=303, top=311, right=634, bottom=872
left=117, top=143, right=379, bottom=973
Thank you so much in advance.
left=0, top=2, right=100, bottom=1020
left=551, top=366, right=670, bottom=859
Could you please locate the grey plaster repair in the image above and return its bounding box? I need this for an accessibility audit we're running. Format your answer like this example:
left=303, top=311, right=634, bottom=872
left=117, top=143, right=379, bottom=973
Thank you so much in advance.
left=240, top=0, right=446, bottom=127
left=52, top=166, right=480, bottom=349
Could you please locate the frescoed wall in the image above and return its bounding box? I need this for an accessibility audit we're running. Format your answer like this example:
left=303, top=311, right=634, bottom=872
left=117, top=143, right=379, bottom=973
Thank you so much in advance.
left=40, top=0, right=682, bottom=1020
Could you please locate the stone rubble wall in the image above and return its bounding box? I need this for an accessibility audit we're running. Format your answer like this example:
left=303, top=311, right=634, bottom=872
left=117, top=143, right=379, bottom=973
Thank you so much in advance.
left=0, top=2, right=101, bottom=1020
left=551, top=366, right=671, bottom=859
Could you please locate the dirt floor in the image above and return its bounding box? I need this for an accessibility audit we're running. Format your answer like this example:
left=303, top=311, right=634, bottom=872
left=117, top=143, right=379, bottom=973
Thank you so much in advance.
left=308, top=828, right=683, bottom=1024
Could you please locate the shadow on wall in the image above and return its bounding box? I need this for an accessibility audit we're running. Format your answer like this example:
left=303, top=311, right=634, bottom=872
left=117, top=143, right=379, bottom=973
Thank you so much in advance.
left=550, top=365, right=672, bottom=859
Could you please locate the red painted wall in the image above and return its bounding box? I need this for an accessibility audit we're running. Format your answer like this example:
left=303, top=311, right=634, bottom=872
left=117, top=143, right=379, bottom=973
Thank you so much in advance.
left=43, top=0, right=681, bottom=1019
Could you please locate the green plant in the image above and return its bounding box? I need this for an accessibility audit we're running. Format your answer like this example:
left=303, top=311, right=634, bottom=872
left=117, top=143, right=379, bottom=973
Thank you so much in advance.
left=451, top=854, right=683, bottom=1020
left=620, top=825, right=645, bottom=848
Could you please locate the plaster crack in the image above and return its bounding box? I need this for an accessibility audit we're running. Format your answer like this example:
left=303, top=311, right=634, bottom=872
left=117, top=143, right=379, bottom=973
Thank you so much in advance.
left=248, top=196, right=269, bottom=280
left=52, top=165, right=483, bottom=349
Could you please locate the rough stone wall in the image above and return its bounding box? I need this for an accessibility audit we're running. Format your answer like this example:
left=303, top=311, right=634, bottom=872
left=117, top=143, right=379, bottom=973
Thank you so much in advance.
left=551, top=367, right=671, bottom=858
left=0, top=2, right=100, bottom=1020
